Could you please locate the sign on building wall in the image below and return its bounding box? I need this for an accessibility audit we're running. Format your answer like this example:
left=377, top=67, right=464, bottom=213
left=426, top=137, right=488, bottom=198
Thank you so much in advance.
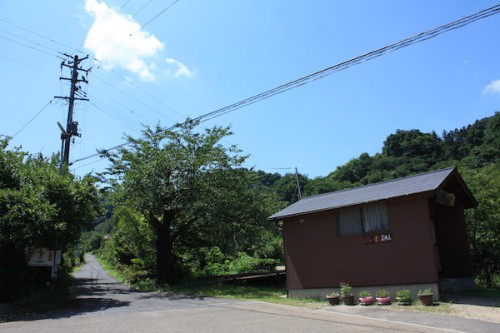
left=363, top=233, right=392, bottom=245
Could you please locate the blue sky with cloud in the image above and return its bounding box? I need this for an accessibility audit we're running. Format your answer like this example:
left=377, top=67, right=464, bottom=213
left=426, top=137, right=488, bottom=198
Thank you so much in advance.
left=1, top=0, right=499, bottom=178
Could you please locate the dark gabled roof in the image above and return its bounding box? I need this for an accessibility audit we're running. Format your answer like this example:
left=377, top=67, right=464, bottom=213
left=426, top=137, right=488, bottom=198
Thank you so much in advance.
left=268, top=167, right=476, bottom=221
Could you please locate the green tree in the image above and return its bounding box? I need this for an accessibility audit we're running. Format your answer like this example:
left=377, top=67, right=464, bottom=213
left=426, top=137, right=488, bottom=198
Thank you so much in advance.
left=383, top=129, right=442, bottom=159
left=462, top=165, right=500, bottom=288
left=303, top=177, right=351, bottom=196
left=0, top=137, right=100, bottom=301
left=274, top=172, right=308, bottom=203
left=101, top=121, right=250, bottom=284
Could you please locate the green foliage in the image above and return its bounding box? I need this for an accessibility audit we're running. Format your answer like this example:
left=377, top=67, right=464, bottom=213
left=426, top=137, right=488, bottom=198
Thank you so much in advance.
left=303, top=177, right=351, bottom=196
left=16, top=269, right=75, bottom=312
left=461, top=164, right=500, bottom=288
left=396, top=289, right=413, bottom=303
left=359, top=290, right=372, bottom=297
left=100, top=120, right=284, bottom=284
left=418, top=288, right=433, bottom=295
left=202, top=246, right=279, bottom=276
left=328, top=113, right=499, bottom=185
left=376, top=289, right=390, bottom=298
left=0, top=137, right=100, bottom=301
left=340, top=282, right=352, bottom=296
left=274, top=173, right=308, bottom=203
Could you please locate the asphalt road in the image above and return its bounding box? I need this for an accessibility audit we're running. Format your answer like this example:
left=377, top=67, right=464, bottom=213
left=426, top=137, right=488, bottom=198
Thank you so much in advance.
left=1, top=255, right=498, bottom=333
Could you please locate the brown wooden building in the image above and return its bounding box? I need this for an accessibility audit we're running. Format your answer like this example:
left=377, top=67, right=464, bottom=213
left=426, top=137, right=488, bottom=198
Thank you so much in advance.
left=268, top=168, right=477, bottom=299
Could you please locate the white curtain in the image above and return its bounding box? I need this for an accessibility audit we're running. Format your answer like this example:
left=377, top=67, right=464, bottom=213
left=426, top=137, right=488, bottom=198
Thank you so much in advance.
left=362, top=204, right=389, bottom=233
left=338, top=207, right=362, bottom=236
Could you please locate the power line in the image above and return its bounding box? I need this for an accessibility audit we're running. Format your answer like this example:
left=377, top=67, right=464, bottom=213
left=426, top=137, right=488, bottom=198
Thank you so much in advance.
left=188, top=3, right=500, bottom=125
left=70, top=3, right=500, bottom=166
left=140, top=0, right=180, bottom=30
left=91, top=72, right=181, bottom=122
left=0, top=53, right=57, bottom=77
left=0, top=17, right=85, bottom=55
left=0, top=33, right=63, bottom=59
left=11, top=100, right=53, bottom=138
left=0, top=28, right=64, bottom=58
left=85, top=0, right=180, bottom=60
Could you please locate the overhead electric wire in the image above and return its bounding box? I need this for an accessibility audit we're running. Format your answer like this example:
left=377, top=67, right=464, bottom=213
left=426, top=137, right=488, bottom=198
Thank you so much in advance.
left=107, top=67, right=185, bottom=119
left=0, top=33, right=63, bottom=59
left=96, top=0, right=181, bottom=62
left=0, top=53, right=57, bottom=77
left=70, top=3, right=500, bottom=166
left=131, top=0, right=154, bottom=18
left=0, top=28, right=64, bottom=58
left=89, top=100, right=143, bottom=134
left=0, top=17, right=86, bottom=55
left=119, top=0, right=134, bottom=11
left=11, top=100, right=53, bottom=139
left=140, top=0, right=180, bottom=30
left=88, top=92, right=148, bottom=127
left=92, top=71, right=181, bottom=122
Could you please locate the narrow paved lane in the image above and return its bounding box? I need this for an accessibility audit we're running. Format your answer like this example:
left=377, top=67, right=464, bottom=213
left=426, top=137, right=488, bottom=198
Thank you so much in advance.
left=1, top=255, right=498, bottom=332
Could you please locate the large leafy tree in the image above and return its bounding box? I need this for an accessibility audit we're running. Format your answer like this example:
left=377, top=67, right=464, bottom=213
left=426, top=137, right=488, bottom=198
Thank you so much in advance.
left=101, top=121, right=250, bottom=284
left=0, top=137, right=100, bottom=301
left=461, top=164, right=500, bottom=288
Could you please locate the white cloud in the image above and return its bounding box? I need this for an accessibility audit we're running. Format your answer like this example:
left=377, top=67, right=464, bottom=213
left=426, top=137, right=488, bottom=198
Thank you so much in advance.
left=165, top=58, right=195, bottom=78
left=482, top=80, right=500, bottom=94
left=83, top=0, right=163, bottom=81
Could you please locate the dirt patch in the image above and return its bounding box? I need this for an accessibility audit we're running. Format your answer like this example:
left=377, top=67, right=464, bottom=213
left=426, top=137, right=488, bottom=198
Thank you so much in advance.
left=442, top=294, right=500, bottom=323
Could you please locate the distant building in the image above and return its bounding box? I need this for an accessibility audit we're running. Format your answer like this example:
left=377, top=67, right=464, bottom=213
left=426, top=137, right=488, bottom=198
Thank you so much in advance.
left=268, top=167, right=476, bottom=299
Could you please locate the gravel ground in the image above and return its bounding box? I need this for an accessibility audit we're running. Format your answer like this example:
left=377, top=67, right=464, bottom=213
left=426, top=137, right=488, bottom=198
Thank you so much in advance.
left=443, top=295, right=500, bottom=323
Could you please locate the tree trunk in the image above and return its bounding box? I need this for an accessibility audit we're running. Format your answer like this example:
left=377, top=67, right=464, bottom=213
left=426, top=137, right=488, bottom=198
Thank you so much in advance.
left=155, top=211, right=175, bottom=285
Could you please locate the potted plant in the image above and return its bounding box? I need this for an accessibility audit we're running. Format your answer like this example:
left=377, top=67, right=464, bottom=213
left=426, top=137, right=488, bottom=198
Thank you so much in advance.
left=418, top=288, right=434, bottom=306
left=326, top=291, right=340, bottom=305
left=375, top=289, right=391, bottom=305
left=358, top=290, right=373, bottom=305
left=395, top=289, right=413, bottom=305
left=340, top=282, right=354, bottom=305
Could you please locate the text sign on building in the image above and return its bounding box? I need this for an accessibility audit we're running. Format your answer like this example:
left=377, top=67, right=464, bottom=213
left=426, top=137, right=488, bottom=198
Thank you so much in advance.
left=363, top=233, right=392, bottom=245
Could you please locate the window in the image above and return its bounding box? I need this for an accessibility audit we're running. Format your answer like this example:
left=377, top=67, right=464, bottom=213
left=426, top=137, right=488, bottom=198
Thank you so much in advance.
left=337, top=204, right=389, bottom=236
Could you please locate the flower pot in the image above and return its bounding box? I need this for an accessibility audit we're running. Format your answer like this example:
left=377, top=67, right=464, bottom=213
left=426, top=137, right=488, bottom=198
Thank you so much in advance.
left=376, top=297, right=391, bottom=305
left=418, top=294, right=434, bottom=306
left=342, top=295, right=355, bottom=305
left=358, top=296, right=374, bottom=305
left=326, top=295, right=340, bottom=305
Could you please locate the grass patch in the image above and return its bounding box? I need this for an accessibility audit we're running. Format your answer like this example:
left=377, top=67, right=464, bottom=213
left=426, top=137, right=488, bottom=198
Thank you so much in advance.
left=392, top=302, right=455, bottom=316
left=162, top=282, right=323, bottom=308
left=93, top=256, right=128, bottom=284
left=93, top=257, right=323, bottom=308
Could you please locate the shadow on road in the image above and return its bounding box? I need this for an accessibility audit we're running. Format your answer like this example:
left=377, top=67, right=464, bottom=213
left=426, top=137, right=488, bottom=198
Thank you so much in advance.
left=12, top=276, right=132, bottom=321
left=440, top=293, right=500, bottom=308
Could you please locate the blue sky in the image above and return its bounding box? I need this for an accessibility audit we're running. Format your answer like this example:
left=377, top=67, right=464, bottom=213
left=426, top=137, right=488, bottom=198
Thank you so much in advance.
left=1, top=1, right=499, bottom=178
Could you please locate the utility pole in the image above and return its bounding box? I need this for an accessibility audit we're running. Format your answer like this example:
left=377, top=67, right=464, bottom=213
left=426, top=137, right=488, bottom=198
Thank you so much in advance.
left=295, top=167, right=302, bottom=200
left=51, top=54, right=89, bottom=286
left=55, top=54, right=90, bottom=171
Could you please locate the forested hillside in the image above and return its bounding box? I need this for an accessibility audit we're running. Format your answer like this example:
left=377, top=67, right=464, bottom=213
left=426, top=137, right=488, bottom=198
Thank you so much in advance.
left=254, top=112, right=499, bottom=200
left=85, top=112, right=499, bottom=288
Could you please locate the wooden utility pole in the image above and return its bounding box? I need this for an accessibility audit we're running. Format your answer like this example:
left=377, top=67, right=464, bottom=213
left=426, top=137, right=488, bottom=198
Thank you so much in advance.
left=295, top=167, right=302, bottom=200
left=55, top=54, right=90, bottom=171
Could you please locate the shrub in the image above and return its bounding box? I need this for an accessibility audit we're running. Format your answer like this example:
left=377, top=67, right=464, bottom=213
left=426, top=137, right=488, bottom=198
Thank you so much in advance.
left=359, top=290, right=372, bottom=297
left=340, top=282, right=352, bottom=296
left=376, top=289, right=390, bottom=298
left=396, top=289, right=413, bottom=303
left=418, top=288, right=433, bottom=295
